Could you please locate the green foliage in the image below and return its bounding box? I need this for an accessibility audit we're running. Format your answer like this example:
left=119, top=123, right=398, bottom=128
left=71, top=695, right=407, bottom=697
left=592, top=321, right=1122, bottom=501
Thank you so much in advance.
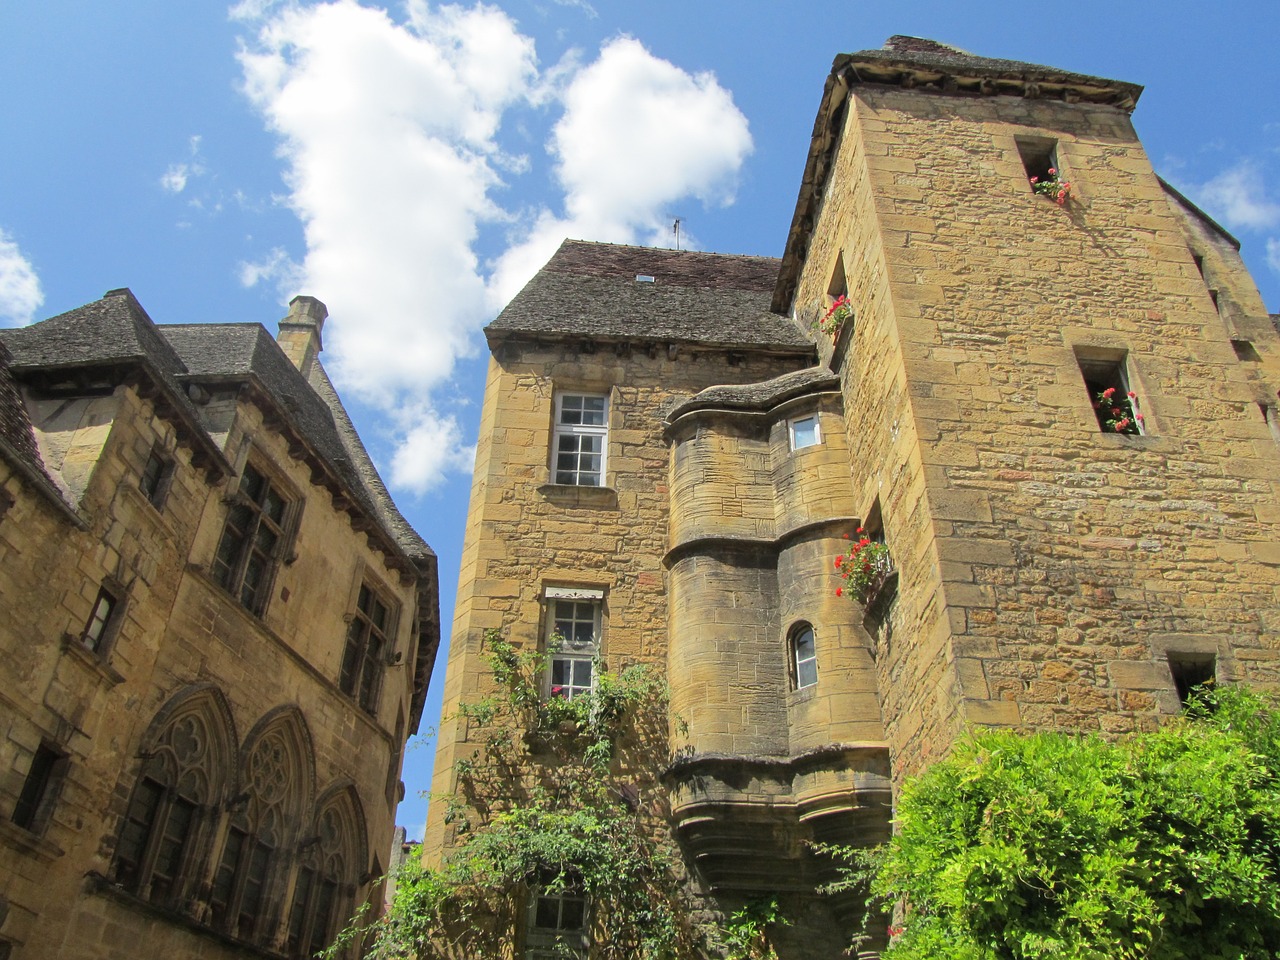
left=329, top=630, right=695, bottom=959
left=826, top=686, right=1280, bottom=960
left=722, top=897, right=789, bottom=960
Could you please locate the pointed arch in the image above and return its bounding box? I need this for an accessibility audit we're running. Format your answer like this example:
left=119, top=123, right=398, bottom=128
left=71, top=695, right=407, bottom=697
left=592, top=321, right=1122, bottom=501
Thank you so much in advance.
left=111, top=683, right=237, bottom=907
left=211, top=704, right=315, bottom=943
left=284, top=783, right=368, bottom=958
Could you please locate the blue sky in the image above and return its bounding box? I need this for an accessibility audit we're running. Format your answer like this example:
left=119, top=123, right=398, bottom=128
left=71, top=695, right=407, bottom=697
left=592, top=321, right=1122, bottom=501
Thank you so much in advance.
left=3, top=0, right=1278, bottom=844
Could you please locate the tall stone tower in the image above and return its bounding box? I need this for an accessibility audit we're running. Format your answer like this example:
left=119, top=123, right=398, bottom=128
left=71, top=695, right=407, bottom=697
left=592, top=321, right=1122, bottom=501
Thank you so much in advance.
left=424, top=36, right=1280, bottom=959
left=774, top=36, right=1280, bottom=778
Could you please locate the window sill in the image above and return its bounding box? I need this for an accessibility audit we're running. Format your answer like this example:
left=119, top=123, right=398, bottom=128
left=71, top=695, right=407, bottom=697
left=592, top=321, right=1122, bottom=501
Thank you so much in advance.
left=0, top=817, right=65, bottom=861
left=60, top=633, right=125, bottom=686
left=84, top=873, right=286, bottom=959
left=787, top=685, right=818, bottom=707
left=537, top=483, right=618, bottom=509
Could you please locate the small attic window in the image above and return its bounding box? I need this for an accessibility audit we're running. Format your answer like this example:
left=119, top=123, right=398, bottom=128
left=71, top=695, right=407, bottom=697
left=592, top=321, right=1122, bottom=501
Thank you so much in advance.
left=635, top=275, right=655, bottom=283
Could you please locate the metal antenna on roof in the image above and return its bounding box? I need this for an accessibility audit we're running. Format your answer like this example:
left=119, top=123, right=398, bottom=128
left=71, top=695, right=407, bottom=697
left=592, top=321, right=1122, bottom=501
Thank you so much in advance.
left=673, top=218, right=682, bottom=251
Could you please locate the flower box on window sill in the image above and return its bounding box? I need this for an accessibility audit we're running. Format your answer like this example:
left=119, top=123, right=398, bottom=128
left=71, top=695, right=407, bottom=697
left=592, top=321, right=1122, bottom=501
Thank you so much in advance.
left=862, top=569, right=899, bottom=627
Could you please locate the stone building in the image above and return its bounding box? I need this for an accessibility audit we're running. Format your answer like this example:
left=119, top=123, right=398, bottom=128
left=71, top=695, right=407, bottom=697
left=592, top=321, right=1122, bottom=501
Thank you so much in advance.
left=0, top=289, right=439, bottom=958
left=427, top=36, right=1280, bottom=959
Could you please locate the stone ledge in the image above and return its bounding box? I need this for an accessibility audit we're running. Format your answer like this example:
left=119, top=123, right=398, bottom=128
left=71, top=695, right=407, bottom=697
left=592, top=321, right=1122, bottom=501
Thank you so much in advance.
left=536, top=483, right=619, bottom=510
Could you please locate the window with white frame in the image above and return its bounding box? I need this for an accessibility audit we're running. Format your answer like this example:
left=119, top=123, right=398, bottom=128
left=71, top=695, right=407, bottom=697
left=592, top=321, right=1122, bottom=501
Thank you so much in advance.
left=81, top=585, right=121, bottom=654
left=790, top=624, right=818, bottom=690
left=545, top=587, right=602, bottom=700
left=553, top=393, right=608, bottom=486
left=525, top=883, right=589, bottom=959
left=789, top=415, right=821, bottom=450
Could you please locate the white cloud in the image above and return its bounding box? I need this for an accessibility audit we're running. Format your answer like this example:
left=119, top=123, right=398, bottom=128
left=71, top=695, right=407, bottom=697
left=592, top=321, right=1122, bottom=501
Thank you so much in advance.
left=160, top=135, right=206, bottom=194
left=389, top=404, right=476, bottom=493
left=235, top=4, right=751, bottom=495
left=236, top=0, right=536, bottom=493
left=238, top=245, right=303, bottom=292
left=1189, top=161, right=1280, bottom=232
left=1267, top=238, right=1280, bottom=275
left=486, top=36, right=752, bottom=308
left=0, top=229, right=44, bottom=327
left=161, top=165, right=190, bottom=193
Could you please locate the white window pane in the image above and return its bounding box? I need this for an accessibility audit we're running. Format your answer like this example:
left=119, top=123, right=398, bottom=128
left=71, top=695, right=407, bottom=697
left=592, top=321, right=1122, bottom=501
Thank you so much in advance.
left=791, top=416, right=819, bottom=449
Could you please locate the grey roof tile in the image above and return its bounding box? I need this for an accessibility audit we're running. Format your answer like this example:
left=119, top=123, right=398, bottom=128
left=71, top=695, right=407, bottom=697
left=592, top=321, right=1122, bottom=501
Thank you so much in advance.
left=488, top=240, right=814, bottom=351
left=162, top=323, right=434, bottom=562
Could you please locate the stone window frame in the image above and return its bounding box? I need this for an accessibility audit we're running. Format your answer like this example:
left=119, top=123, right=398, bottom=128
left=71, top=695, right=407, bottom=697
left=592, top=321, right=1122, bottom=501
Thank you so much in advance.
left=285, top=791, right=364, bottom=958
left=1015, top=135, right=1061, bottom=191
left=544, top=586, right=604, bottom=701
left=80, top=582, right=125, bottom=656
left=789, top=622, right=818, bottom=691
left=551, top=392, right=609, bottom=487
left=523, top=881, right=590, bottom=959
left=10, top=741, right=69, bottom=836
left=112, top=694, right=233, bottom=908
left=339, top=573, right=400, bottom=716
left=211, top=710, right=311, bottom=945
left=1074, top=348, right=1147, bottom=436
left=211, top=457, right=300, bottom=617
left=789, top=413, right=822, bottom=451
left=1167, top=652, right=1216, bottom=707
left=139, top=441, right=175, bottom=509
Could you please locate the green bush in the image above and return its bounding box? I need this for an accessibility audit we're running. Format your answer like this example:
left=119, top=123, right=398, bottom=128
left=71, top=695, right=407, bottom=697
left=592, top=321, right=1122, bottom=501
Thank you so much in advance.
left=825, top=687, right=1280, bottom=960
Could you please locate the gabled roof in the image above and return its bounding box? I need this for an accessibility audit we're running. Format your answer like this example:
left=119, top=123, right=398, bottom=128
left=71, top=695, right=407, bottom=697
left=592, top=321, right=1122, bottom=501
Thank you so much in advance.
left=2, top=289, right=230, bottom=476
left=0, top=290, right=432, bottom=567
left=488, top=240, right=813, bottom=352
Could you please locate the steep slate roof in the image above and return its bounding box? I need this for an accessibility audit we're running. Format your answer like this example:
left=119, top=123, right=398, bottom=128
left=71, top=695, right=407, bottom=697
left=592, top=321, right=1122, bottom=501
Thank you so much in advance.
left=488, top=240, right=813, bottom=352
left=162, top=322, right=432, bottom=564
left=1, top=289, right=230, bottom=475
left=0, top=290, right=431, bottom=565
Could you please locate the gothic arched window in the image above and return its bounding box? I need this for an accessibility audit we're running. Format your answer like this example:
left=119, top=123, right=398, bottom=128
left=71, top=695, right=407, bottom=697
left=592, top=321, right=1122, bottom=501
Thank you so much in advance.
left=286, top=789, right=365, bottom=959
left=212, top=712, right=312, bottom=943
left=112, top=687, right=234, bottom=907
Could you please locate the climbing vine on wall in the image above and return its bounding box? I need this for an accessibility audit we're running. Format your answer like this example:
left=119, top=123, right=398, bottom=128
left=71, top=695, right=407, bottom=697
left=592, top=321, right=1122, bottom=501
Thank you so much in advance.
left=325, top=631, right=706, bottom=959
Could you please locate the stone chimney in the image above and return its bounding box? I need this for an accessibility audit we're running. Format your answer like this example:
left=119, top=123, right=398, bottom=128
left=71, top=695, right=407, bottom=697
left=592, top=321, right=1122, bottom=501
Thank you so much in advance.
left=276, top=295, right=327, bottom=378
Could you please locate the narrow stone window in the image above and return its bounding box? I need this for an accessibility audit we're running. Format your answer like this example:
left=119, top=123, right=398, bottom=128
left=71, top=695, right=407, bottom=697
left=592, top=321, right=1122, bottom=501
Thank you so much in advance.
left=1076, top=354, right=1144, bottom=435
left=212, top=461, right=293, bottom=615
left=11, top=743, right=67, bottom=834
left=1168, top=653, right=1215, bottom=707
left=139, top=444, right=174, bottom=508
left=545, top=587, right=603, bottom=700
left=525, top=883, right=589, bottom=959
left=790, top=624, right=818, bottom=690
left=81, top=585, right=122, bottom=654
left=789, top=414, right=821, bottom=450
left=1232, top=339, right=1261, bottom=362
left=339, top=581, right=396, bottom=715
left=552, top=393, right=608, bottom=486
left=1016, top=136, right=1057, bottom=184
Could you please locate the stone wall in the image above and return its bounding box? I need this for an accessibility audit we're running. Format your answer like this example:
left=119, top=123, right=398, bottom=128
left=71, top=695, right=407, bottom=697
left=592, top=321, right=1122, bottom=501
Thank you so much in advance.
left=790, top=83, right=1280, bottom=781
left=1, top=370, right=424, bottom=958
